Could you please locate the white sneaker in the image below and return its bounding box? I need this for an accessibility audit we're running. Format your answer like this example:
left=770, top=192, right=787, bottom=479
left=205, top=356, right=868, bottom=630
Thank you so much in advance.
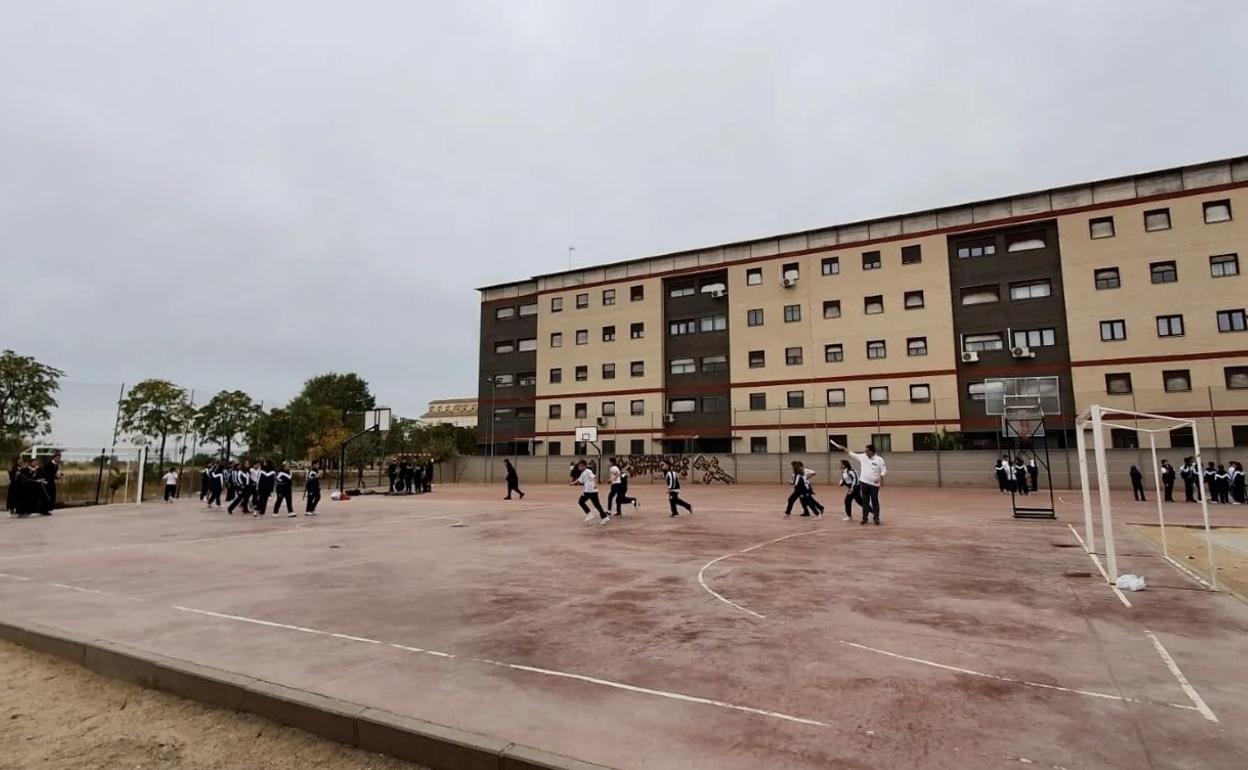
left=599, top=515, right=610, bottom=525
left=842, top=515, right=852, bottom=521
left=583, top=512, right=594, bottom=522
left=287, top=512, right=296, bottom=518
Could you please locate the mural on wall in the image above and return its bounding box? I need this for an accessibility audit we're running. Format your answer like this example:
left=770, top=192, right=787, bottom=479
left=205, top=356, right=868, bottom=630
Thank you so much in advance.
left=622, top=454, right=735, bottom=485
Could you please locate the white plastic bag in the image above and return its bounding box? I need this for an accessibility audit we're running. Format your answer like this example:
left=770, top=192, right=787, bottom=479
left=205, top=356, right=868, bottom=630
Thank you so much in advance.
left=1115, top=574, right=1146, bottom=592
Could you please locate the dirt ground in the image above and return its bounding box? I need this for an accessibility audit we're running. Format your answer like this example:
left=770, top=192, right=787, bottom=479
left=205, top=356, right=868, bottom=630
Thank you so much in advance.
left=1130, top=523, right=1248, bottom=599
left=0, top=640, right=424, bottom=770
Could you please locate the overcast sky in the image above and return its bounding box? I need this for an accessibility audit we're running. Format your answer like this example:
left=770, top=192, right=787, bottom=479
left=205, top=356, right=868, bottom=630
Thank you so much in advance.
left=4, top=1, right=1246, bottom=444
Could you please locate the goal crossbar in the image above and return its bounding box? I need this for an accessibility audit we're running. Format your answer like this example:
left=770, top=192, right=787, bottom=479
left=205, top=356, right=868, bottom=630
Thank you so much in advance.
left=1074, top=405, right=1217, bottom=590
left=22, top=444, right=150, bottom=506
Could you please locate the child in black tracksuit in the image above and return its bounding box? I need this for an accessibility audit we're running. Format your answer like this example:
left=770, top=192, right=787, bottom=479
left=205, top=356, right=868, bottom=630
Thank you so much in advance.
left=273, top=463, right=295, bottom=516
left=839, top=460, right=860, bottom=520
left=254, top=461, right=276, bottom=516
left=1129, top=466, right=1146, bottom=501
left=662, top=461, right=693, bottom=518
left=304, top=465, right=321, bottom=515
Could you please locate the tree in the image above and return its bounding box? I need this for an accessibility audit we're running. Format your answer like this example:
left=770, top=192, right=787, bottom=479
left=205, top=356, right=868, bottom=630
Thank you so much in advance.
left=412, top=423, right=476, bottom=462
left=195, top=390, right=262, bottom=461
left=297, top=373, right=376, bottom=417
left=246, top=406, right=294, bottom=459
left=0, top=350, right=65, bottom=451
left=118, top=379, right=192, bottom=470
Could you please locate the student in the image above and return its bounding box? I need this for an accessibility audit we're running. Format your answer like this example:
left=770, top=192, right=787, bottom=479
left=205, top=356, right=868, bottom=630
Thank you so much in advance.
left=839, top=459, right=859, bottom=521
left=606, top=459, right=623, bottom=512
left=1160, top=460, right=1176, bottom=502
left=503, top=459, right=524, bottom=500
left=994, top=458, right=1010, bottom=494
left=424, top=459, right=434, bottom=492
left=832, top=440, right=886, bottom=525
left=572, top=460, right=609, bottom=524
left=6, top=458, right=19, bottom=514
left=1203, top=462, right=1218, bottom=503
left=783, top=461, right=822, bottom=518
left=14, top=459, right=44, bottom=517
left=304, top=463, right=322, bottom=515
left=1027, top=457, right=1039, bottom=493
left=248, top=461, right=262, bottom=508
left=228, top=461, right=252, bottom=515
left=1012, top=458, right=1029, bottom=496
left=387, top=460, right=398, bottom=493
left=206, top=463, right=224, bottom=508
left=662, top=460, right=693, bottom=518
left=1180, top=457, right=1197, bottom=503
left=254, top=460, right=276, bottom=516
left=199, top=464, right=211, bottom=501
left=1231, top=461, right=1246, bottom=504
left=1129, top=465, right=1146, bottom=502
left=162, top=467, right=179, bottom=503
left=1214, top=465, right=1231, bottom=504
left=611, top=461, right=638, bottom=516
left=273, top=462, right=295, bottom=516
left=225, top=462, right=237, bottom=503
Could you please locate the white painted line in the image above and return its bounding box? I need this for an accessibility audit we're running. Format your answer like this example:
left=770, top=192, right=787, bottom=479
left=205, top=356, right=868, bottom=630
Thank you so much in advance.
left=1161, top=554, right=1214, bottom=590
left=173, top=604, right=826, bottom=728
left=697, top=529, right=829, bottom=619
left=1067, top=523, right=1131, bottom=608
left=0, top=571, right=33, bottom=582
left=1145, top=631, right=1218, bottom=723
left=839, top=640, right=1196, bottom=714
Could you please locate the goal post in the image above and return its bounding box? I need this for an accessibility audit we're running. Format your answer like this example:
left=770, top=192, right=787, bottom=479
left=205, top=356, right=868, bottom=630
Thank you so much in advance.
left=22, top=444, right=149, bottom=506
left=1075, top=404, right=1218, bottom=590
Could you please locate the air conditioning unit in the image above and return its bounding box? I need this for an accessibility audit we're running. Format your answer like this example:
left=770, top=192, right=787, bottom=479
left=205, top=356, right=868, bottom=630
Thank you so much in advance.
left=1011, top=346, right=1036, bottom=359
left=595, top=416, right=609, bottom=427
left=709, top=289, right=726, bottom=299
left=960, top=351, right=980, bottom=363
left=663, top=413, right=676, bottom=424
left=782, top=277, right=798, bottom=288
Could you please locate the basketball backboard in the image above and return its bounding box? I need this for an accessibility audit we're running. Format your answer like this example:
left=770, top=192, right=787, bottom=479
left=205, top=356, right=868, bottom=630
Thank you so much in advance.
left=984, top=376, right=1061, bottom=416
left=368, top=408, right=392, bottom=432
left=575, top=425, right=598, bottom=443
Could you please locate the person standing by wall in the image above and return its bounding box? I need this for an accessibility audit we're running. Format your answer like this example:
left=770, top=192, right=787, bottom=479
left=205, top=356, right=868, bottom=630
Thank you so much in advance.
left=1230, top=461, right=1246, bottom=504
left=1160, top=459, right=1176, bottom=502
left=1180, top=457, right=1196, bottom=503
left=503, top=459, right=524, bottom=500
left=994, top=457, right=1010, bottom=494
left=1129, top=465, right=1146, bottom=502
left=832, top=441, right=886, bottom=525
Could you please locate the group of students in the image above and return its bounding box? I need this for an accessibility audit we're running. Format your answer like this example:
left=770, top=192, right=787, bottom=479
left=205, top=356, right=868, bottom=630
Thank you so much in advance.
left=5, top=452, right=61, bottom=517
left=992, top=456, right=1040, bottom=495
left=785, top=442, right=888, bottom=525
left=386, top=457, right=435, bottom=495
left=197, top=460, right=322, bottom=517
left=567, top=457, right=690, bottom=524
left=1136, top=458, right=1248, bottom=504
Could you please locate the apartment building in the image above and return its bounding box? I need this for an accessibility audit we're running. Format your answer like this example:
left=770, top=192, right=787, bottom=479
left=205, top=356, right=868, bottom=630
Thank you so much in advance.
left=478, top=156, right=1248, bottom=455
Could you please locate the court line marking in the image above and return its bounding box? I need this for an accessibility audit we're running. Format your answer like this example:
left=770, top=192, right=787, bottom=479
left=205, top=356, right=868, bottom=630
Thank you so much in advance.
left=1144, top=631, right=1218, bottom=723
left=697, top=529, right=831, bottom=619
left=838, top=640, right=1197, bottom=714
left=1160, top=554, right=1214, bottom=590
left=1066, top=524, right=1132, bottom=608
left=171, top=604, right=828, bottom=728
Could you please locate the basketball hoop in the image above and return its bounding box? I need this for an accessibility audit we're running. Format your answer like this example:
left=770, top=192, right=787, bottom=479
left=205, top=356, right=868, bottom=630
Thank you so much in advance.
left=575, top=425, right=598, bottom=444
left=1003, top=405, right=1045, bottom=440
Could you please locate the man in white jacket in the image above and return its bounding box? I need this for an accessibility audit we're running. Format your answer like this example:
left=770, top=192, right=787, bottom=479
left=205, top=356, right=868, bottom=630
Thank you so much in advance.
left=832, top=440, right=887, bottom=525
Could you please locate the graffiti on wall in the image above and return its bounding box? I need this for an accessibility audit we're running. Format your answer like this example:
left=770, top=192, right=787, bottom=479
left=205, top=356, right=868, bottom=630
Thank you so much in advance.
left=621, top=454, right=735, bottom=485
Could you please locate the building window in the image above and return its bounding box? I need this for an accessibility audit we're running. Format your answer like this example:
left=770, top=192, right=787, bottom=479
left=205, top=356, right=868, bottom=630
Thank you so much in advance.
left=574, top=403, right=588, bottom=419
left=669, top=283, right=695, bottom=298
left=493, top=408, right=513, bottom=422
left=907, top=337, right=928, bottom=356
left=630, top=361, right=645, bottom=377
left=787, top=390, right=805, bottom=408
left=1009, top=280, right=1051, bottom=300
left=866, top=340, right=886, bottom=359
left=550, top=367, right=562, bottom=383
left=864, top=295, right=884, bottom=314
left=669, top=398, right=696, bottom=413
left=1094, top=267, right=1120, bottom=290
left=782, top=262, right=800, bottom=281
left=548, top=441, right=562, bottom=456
left=630, top=322, right=644, bottom=339
left=551, top=297, right=563, bottom=313
left=823, top=300, right=841, bottom=319
left=494, top=340, right=515, bottom=354
left=1156, top=315, right=1184, bottom=338
left=749, top=350, right=765, bottom=368
left=747, top=308, right=764, bottom=326
left=1203, top=199, right=1232, bottom=223
left=518, top=372, right=536, bottom=386
left=1089, top=216, right=1115, bottom=239
left=862, top=251, right=881, bottom=270
left=826, top=388, right=846, bottom=407
left=1011, top=328, right=1056, bottom=348
left=750, top=437, right=768, bottom=454
left=602, top=439, right=616, bottom=455
left=785, top=347, right=803, bottom=365
left=574, top=441, right=588, bottom=455
left=518, top=301, right=537, bottom=317
left=821, top=257, right=840, bottom=275
left=630, top=400, right=644, bottom=415
left=550, top=332, right=563, bottom=348
left=1217, top=309, right=1247, bottom=332
left=669, top=358, right=696, bottom=375
left=575, top=329, right=588, bottom=345
left=602, top=325, right=616, bottom=342
left=630, top=439, right=645, bottom=454
left=496, top=306, right=515, bottom=320
left=961, top=285, right=1000, bottom=305
left=788, top=435, right=807, bottom=453
left=602, top=401, right=616, bottom=417
left=1150, top=261, right=1178, bottom=284
left=1111, top=428, right=1138, bottom=449
left=963, top=333, right=1004, bottom=352
left=701, top=355, right=728, bottom=372
left=602, top=289, right=616, bottom=306
left=1100, top=320, right=1127, bottom=341
left=749, top=393, right=766, bottom=410
left=746, top=268, right=763, bottom=286
left=904, top=290, right=925, bottom=309
left=576, top=293, right=589, bottom=309
left=602, top=363, right=616, bottom=380
left=700, top=315, right=727, bottom=332
left=870, top=434, right=892, bottom=453
left=518, top=338, right=537, bottom=352
left=1224, top=366, right=1248, bottom=390
left=909, top=384, right=931, bottom=403
left=1006, top=232, right=1046, bottom=252
left=549, top=404, right=562, bottom=419
left=1170, top=427, right=1194, bottom=448
left=967, top=381, right=989, bottom=401
left=575, top=366, right=588, bottom=382
left=901, top=244, right=922, bottom=264
left=1144, top=208, right=1171, bottom=232
left=1233, top=426, right=1248, bottom=448
left=669, top=319, right=696, bottom=336
left=869, top=386, right=889, bottom=405
left=495, top=373, right=515, bottom=387
left=1105, top=373, right=1132, bottom=394
left=630, top=285, right=644, bottom=301
left=1163, top=369, right=1191, bottom=392
left=956, top=238, right=996, bottom=259
left=784, top=304, right=802, bottom=323
left=1211, top=254, right=1239, bottom=277
left=828, top=433, right=848, bottom=450
left=825, top=343, right=844, bottom=363
left=702, top=395, right=729, bottom=413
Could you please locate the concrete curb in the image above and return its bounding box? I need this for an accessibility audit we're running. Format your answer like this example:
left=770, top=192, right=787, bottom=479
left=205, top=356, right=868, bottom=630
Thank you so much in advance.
left=0, top=618, right=615, bottom=770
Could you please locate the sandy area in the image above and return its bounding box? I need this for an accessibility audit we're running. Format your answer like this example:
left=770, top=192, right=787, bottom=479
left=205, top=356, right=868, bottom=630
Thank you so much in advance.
left=1129, top=524, right=1248, bottom=600
left=0, top=640, right=424, bottom=770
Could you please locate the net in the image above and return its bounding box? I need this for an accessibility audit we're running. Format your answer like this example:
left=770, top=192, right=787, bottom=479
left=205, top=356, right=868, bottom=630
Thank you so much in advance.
left=19, top=445, right=147, bottom=507
left=1002, top=405, right=1045, bottom=440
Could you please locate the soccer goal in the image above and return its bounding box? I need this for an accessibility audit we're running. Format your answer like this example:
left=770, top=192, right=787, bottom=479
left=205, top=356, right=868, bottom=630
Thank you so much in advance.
left=1074, top=405, right=1218, bottom=590
left=22, top=444, right=149, bottom=506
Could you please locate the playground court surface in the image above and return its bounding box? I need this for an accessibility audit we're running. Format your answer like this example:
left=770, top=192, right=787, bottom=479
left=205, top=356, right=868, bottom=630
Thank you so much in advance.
left=1, top=484, right=1246, bottom=770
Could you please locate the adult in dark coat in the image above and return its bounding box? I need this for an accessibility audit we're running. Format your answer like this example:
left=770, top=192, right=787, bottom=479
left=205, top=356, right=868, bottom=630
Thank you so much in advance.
left=6, top=458, right=18, bottom=514
left=38, top=452, right=60, bottom=514
left=424, top=459, right=434, bottom=493
left=503, top=459, right=524, bottom=500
